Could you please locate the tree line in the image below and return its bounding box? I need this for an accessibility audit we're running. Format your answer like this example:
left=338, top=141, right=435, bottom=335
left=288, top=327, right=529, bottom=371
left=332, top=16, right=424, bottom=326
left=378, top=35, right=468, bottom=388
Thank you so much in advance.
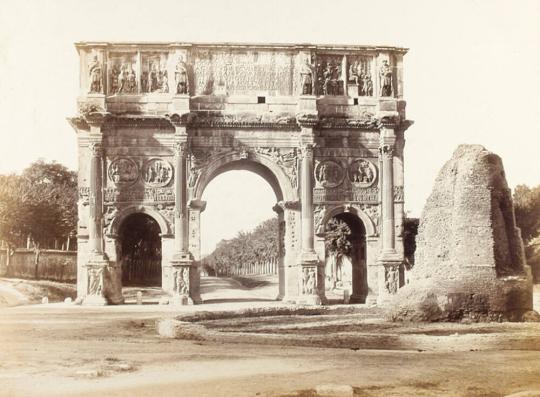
left=0, top=160, right=77, bottom=251
left=201, top=218, right=279, bottom=276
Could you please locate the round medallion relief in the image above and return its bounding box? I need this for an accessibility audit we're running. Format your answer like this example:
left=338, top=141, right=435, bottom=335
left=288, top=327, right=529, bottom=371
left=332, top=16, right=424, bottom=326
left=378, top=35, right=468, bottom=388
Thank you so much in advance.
left=142, top=159, right=173, bottom=187
left=108, top=158, right=138, bottom=185
left=314, top=160, right=344, bottom=188
left=348, top=159, right=377, bottom=187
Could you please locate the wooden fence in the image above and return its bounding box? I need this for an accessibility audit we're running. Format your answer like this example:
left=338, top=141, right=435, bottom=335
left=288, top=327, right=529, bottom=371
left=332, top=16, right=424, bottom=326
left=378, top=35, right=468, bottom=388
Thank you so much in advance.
left=0, top=249, right=77, bottom=282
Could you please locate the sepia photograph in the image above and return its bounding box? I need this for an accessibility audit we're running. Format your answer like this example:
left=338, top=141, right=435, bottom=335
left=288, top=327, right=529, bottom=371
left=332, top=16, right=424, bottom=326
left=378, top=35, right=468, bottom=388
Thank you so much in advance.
left=0, top=0, right=539, bottom=396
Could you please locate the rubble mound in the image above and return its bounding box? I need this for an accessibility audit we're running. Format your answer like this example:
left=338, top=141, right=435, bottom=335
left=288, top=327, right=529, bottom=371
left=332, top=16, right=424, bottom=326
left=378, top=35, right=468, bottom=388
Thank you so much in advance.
left=389, top=145, right=534, bottom=322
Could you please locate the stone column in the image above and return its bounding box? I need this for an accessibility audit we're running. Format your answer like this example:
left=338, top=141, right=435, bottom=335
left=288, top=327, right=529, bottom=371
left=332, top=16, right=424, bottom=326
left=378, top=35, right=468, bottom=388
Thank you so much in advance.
left=377, top=125, right=402, bottom=304
left=297, top=123, right=325, bottom=305
left=83, top=138, right=109, bottom=306
left=166, top=125, right=201, bottom=305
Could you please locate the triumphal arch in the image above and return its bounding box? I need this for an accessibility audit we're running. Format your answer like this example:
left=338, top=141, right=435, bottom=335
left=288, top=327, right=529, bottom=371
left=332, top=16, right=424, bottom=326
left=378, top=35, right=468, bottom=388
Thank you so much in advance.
left=69, top=41, right=411, bottom=306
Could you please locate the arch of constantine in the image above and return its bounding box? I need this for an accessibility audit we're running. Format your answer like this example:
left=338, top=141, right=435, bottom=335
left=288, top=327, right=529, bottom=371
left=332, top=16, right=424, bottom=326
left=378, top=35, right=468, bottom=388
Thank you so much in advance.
left=68, top=42, right=412, bottom=306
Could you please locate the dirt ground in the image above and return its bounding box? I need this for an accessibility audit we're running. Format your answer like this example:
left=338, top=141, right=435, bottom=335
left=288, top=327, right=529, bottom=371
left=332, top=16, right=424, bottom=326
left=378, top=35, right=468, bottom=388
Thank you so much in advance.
left=1, top=277, right=540, bottom=397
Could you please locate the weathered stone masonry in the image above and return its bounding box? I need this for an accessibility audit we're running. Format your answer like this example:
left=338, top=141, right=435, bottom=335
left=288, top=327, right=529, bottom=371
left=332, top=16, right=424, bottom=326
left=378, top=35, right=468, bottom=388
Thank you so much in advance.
left=69, top=42, right=412, bottom=305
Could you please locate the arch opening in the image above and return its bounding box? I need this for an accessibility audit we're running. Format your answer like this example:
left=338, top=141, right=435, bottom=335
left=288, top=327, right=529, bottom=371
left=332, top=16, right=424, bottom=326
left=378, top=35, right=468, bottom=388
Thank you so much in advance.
left=199, top=166, right=283, bottom=303
left=117, top=213, right=162, bottom=287
left=325, top=212, right=368, bottom=303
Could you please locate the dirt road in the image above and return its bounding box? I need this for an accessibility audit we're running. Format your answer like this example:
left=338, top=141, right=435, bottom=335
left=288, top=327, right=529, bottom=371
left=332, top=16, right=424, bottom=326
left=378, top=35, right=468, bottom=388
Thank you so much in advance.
left=1, top=278, right=539, bottom=397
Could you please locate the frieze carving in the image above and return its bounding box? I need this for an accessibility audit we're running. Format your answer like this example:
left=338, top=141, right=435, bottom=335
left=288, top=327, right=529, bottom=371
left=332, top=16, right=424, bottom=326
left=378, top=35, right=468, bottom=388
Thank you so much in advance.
left=88, top=55, right=102, bottom=94
left=108, top=158, right=138, bottom=185
left=301, top=266, right=317, bottom=295
left=348, top=159, right=377, bottom=187
left=313, top=187, right=379, bottom=203
left=394, top=186, right=404, bottom=202
left=315, top=55, right=344, bottom=96
left=379, top=60, right=393, bottom=97
left=315, top=160, right=344, bottom=188
left=318, top=115, right=378, bottom=129
left=104, top=187, right=175, bottom=203
left=142, top=159, right=173, bottom=187
left=189, top=112, right=298, bottom=129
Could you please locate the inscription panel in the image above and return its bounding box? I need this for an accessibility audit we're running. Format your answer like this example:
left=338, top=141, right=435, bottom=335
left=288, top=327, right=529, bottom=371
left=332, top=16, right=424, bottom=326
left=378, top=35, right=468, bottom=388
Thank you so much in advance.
left=192, top=49, right=295, bottom=96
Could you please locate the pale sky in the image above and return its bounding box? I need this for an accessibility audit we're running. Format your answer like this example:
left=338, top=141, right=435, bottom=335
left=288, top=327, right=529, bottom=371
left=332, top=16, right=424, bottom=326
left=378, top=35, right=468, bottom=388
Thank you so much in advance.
left=1, top=0, right=539, bottom=253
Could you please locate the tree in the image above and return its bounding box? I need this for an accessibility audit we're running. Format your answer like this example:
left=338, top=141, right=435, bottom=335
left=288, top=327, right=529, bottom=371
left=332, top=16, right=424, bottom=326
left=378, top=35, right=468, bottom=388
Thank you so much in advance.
left=0, top=160, right=77, bottom=250
left=513, top=184, right=540, bottom=243
left=324, top=218, right=352, bottom=288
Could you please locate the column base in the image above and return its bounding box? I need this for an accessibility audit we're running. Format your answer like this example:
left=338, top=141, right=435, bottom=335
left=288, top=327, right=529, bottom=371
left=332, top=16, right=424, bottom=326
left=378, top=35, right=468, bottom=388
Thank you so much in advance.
left=166, top=256, right=202, bottom=305
left=170, top=294, right=194, bottom=306
left=83, top=294, right=108, bottom=306
left=297, top=294, right=322, bottom=305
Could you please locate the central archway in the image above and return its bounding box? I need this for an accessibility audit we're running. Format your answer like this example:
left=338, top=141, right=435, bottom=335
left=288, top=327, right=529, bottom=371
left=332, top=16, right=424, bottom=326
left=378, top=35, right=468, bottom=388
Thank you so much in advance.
left=195, top=156, right=291, bottom=302
left=117, top=213, right=162, bottom=287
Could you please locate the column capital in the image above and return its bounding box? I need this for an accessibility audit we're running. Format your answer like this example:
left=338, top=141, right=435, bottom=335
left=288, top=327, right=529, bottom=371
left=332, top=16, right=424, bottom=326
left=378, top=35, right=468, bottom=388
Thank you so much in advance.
left=173, top=141, right=189, bottom=157
left=298, top=142, right=315, bottom=160
left=88, top=142, right=103, bottom=157
left=188, top=199, right=207, bottom=212
left=378, top=144, right=394, bottom=159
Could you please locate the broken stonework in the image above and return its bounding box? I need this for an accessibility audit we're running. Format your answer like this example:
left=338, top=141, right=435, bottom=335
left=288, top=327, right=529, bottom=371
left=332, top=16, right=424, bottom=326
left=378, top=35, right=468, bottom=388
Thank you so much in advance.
left=388, top=145, right=533, bottom=322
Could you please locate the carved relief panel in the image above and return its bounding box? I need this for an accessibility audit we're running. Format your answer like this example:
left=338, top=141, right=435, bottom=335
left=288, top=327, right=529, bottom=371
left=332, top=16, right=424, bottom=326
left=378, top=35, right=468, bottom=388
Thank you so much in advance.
left=348, top=159, right=377, bottom=187
left=313, top=154, right=379, bottom=204
left=314, top=160, right=345, bottom=188
left=314, top=54, right=345, bottom=96
left=141, top=52, right=169, bottom=94
left=142, top=159, right=173, bottom=187
left=108, top=158, right=139, bottom=185
left=108, top=53, right=138, bottom=95
left=347, top=55, right=374, bottom=97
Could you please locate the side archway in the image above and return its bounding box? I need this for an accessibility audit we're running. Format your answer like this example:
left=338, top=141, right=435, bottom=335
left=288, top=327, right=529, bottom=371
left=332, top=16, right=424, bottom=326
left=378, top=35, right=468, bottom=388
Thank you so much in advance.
left=322, top=204, right=377, bottom=237
left=108, top=205, right=172, bottom=238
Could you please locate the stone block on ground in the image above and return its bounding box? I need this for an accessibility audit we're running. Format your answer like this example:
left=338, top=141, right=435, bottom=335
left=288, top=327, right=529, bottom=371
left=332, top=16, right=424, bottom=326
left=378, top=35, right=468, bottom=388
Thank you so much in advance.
left=315, top=384, right=354, bottom=397
left=156, top=318, right=207, bottom=340
left=388, top=145, right=534, bottom=322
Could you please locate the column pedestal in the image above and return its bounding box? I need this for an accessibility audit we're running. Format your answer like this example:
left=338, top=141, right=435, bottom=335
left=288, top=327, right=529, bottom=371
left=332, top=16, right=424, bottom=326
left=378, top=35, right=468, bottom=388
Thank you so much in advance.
left=376, top=257, right=402, bottom=305
left=83, top=258, right=108, bottom=306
